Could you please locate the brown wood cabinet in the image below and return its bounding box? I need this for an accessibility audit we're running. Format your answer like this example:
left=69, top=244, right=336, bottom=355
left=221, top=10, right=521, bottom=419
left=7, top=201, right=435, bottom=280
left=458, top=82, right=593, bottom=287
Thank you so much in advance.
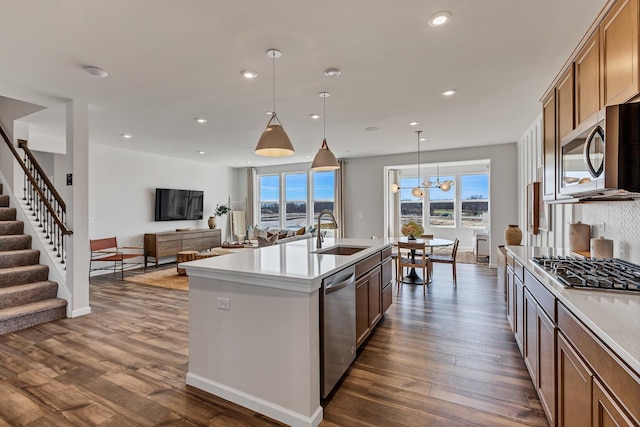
left=355, top=248, right=392, bottom=349
left=592, top=377, right=636, bottom=426
left=557, top=65, right=576, bottom=141
left=542, top=90, right=557, bottom=201
left=601, top=0, right=640, bottom=106
left=506, top=262, right=515, bottom=332
left=514, top=274, right=525, bottom=354
left=557, top=331, right=593, bottom=427
left=576, top=32, right=602, bottom=124
left=144, top=229, right=221, bottom=267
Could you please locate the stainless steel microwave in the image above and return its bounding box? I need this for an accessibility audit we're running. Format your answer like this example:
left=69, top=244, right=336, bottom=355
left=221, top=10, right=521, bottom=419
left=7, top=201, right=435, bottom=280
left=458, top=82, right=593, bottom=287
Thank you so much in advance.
left=559, top=103, right=640, bottom=199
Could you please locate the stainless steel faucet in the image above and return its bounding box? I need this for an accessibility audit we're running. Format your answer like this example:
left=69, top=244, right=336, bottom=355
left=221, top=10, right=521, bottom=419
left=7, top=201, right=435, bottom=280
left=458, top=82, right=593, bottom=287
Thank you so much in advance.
left=316, top=210, right=338, bottom=248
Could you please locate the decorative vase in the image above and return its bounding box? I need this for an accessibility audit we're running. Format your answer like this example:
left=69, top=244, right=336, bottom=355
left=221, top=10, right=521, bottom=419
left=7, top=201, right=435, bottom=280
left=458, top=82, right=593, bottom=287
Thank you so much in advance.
left=504, top=224, right=522, bottom=245
left=408, top=235, right=416, bottom=241
left=208, top=216, right=217, bottom=229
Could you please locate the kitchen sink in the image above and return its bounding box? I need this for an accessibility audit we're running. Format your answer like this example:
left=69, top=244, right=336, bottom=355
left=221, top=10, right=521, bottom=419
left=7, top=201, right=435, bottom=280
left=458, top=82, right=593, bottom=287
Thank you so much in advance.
left=313, top=245, right=369, bottom=256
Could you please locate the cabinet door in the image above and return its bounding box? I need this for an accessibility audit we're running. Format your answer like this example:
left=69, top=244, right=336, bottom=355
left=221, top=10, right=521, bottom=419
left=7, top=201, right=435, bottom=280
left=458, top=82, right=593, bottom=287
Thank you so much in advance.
left=514, top=275, right=525, bottom=355
left=506, top=266, right=514, bottom=332
left=368, top=266, right=382, bottom=329
left=601, top=0, right=639, bottom=106
left=356, top=275, right=370, bottom=348
left=542, top=90, right=557, bottom=200
left=524, top=289, right=538, bottom=382
left=537, top=306, right=556, bottom=425
left=557, top=332, right=593, bottom=427
left=592, top=377, right=636, bottom=427
left=576, top=32, right=601, bottom=124
left=557, top=65, right=575, bottom=141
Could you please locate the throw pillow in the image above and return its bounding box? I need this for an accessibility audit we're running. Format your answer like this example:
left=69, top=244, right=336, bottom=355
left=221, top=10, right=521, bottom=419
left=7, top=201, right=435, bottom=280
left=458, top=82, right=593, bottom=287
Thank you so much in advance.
left=257, top=233, right=278, bottom=247
left=295, top=226, right=306, bottom=236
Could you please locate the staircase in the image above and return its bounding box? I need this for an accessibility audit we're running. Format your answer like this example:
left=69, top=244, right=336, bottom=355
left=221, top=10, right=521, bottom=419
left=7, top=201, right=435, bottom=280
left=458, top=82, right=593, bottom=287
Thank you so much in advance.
left=0, top=184, right=66, bottom=334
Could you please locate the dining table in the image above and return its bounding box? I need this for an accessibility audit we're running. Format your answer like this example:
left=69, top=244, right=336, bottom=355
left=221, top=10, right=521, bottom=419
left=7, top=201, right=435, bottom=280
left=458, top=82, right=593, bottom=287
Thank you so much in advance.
left=396, top=236, right=454, bottom=285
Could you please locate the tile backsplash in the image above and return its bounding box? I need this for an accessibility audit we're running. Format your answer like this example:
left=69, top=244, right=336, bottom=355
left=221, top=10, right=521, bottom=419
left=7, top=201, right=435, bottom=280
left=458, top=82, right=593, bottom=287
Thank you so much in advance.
left=579, top=199, right=640, bottom=264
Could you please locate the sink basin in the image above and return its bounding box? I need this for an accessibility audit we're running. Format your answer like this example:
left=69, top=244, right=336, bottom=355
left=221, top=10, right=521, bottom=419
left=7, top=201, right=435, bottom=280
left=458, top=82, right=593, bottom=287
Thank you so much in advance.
left=313, top=245, right=369, bottom=256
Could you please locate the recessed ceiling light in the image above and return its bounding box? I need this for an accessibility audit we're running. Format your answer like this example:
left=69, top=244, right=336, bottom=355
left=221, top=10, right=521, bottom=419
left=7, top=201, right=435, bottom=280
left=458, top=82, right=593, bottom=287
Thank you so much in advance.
left=420, top=137, right=426, bottom=141
left=310, top=114, right=321, bottom=119
left=305, top=155, right=311, bottom=158
left=84, top=66, right=108, bottom=78
left=247, top=161, right=253, bottom=164
left=409, top=121, right=419, bottom=126
left=429, top=11, right=452, bottom=27
left=198, top=151, right=205, bottom=154
left=324, top=68, right=341, bottom=77
left=266, top=111, right=274, bottom=115
left=195, top=118, right=208, bottom=123
left=241, top=70, right=258, bottom=79
left=122, top=134, right=132, bottom=139
left=442, top=89, right=457, bottom=96
left=365, top=126, right=379, bottom=132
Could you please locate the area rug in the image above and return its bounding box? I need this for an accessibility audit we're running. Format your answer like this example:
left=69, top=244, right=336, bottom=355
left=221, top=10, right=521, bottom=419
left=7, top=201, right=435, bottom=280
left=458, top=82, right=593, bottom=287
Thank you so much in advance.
left=125, top=268, right=189, bottom=291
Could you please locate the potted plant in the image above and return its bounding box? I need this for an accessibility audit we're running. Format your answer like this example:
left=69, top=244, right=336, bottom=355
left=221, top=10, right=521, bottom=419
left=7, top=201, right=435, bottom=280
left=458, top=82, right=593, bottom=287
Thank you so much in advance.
left=208, top=203, right=230, bottom=229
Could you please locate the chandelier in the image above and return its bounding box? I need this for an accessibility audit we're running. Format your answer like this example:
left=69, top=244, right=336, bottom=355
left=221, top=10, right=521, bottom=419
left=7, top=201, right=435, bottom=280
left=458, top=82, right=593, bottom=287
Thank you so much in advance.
left=390, top=131, right=454, bottom=198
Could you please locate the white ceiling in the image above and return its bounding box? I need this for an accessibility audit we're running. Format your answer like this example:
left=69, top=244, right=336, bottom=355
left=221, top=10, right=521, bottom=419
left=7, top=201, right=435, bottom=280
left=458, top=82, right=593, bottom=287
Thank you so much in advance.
left=0, top=0, right=607, bottom=168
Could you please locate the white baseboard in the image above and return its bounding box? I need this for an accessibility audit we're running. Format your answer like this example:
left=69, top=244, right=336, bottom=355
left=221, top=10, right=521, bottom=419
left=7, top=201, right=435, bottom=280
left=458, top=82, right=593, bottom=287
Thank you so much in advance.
left=186, top=372, right=323, bottom=427
left=70, top=306, right=91, bottom=318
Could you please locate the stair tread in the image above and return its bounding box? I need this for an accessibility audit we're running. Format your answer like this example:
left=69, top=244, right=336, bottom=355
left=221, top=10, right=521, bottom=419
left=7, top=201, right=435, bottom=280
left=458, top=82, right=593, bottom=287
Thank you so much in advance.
left=0, top=298, right=66, bottom=321
left=0, top=280, right=57, bottom=295
left=0, top=264, right=48, bottom=273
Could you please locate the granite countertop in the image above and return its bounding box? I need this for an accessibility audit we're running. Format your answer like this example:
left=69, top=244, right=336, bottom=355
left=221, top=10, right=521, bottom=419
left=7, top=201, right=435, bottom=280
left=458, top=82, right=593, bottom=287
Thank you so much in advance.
left=181, top=237, right=391, bottom=293
left=506, top=245, right=640, bottom=375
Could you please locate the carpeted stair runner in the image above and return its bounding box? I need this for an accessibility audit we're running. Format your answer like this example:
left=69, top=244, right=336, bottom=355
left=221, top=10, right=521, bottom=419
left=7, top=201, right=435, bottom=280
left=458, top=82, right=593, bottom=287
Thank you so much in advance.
left=0, top=184, right=66, bottom=334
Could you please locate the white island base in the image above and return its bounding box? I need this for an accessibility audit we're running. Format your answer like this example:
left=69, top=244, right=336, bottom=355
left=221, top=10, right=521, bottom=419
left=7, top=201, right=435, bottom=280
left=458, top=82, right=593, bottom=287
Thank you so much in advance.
left=183, top=238, right=392, bottom=427
left=186, top=275, right=322, bottom=427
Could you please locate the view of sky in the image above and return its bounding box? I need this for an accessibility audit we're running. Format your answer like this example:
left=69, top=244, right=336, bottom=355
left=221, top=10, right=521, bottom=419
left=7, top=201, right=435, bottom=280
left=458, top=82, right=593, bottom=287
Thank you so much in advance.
left=260, top=171, right=335, bottom=201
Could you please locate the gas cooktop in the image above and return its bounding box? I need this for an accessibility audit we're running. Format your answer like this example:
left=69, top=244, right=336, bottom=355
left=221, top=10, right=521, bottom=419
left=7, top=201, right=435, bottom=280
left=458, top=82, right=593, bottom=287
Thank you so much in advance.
left=531, top=256, right=640, bottom=293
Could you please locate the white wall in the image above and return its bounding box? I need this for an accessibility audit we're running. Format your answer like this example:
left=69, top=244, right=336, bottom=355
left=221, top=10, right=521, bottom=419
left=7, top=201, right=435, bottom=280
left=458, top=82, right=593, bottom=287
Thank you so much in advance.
left=90, top=144, right=235, bottom=263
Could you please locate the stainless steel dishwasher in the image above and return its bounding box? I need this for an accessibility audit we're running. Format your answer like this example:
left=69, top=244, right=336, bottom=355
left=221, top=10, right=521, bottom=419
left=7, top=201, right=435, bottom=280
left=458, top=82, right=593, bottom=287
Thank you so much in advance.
left=320, top=265, right=356, bottom=398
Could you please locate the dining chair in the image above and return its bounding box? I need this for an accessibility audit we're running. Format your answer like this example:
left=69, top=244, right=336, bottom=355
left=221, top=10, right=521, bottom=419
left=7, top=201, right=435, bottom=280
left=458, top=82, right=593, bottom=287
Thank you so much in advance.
left=429, top=238, right=459, bottom=286
left=396, top=241, right=430, bottom=294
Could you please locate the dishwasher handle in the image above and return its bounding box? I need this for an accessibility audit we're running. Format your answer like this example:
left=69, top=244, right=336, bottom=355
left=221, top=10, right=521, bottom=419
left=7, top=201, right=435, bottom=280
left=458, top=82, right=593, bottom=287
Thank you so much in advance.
left=324, top=272, right=355, bottom=295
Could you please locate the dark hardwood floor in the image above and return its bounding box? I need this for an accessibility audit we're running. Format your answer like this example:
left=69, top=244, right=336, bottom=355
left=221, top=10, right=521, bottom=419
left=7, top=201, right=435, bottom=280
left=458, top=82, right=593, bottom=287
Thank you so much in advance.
left=0, top=263, right=547, bottom=426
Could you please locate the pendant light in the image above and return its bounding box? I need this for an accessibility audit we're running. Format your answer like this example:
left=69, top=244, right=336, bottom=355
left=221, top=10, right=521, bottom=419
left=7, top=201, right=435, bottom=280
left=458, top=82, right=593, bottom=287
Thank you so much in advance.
left=311, top=91, right=340, bottom=171
left=390, top=130, right=454, bottom=195
left=255, top=49, right=295, bottom=157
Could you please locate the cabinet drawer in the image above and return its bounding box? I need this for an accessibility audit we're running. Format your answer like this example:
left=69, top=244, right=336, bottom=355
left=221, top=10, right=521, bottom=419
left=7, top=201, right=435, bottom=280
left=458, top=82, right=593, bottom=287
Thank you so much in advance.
left=524, top=270, right=556, bottom=320
left=356, top=252, right=382, bottom=278
left=381, top=246, right=392, bottom=260
left=157, top=234, right=185, bottom=242
left=557, top=303, right=640, bottom=423
left=514, top=258, right=524, bottom=281
left=157, top=241, right=181, bottom=256
left=381, top=257, right=393, bottom=286
left=183, top=239, right=203, bottom=251
left=202, top=237, right=218, bottom=249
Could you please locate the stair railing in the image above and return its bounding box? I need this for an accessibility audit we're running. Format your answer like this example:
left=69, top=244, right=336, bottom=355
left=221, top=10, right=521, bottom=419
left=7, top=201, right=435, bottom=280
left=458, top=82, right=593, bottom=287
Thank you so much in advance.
left=0, top=125, right=72, bottom=265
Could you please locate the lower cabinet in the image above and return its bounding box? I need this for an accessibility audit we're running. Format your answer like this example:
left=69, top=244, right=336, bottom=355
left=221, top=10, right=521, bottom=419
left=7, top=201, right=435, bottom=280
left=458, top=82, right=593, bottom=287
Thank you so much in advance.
left=506, top=250, right=640, bottom=427
left=557, top=331, right=592, bottom=427
left=355, top=249, right=393, bottom=349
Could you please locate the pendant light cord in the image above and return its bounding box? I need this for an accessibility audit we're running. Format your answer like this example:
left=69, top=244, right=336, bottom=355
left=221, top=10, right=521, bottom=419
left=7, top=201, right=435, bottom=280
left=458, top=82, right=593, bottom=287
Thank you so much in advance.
left=416, top=130, right=421, bottom=188
left=272, top=54, right=276, bottom=114
left=323, top=95, right=326, bottom=140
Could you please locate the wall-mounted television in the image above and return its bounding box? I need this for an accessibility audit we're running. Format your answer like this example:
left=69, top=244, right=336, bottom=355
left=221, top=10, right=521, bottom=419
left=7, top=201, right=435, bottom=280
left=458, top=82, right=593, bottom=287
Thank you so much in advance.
left=154, top=188, right=204, bottom=221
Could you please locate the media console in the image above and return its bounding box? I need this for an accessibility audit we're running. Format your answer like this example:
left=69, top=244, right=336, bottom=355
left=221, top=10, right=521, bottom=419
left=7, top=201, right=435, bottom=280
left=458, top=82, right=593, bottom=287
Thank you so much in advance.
left=144, top=229, right=221, bottom=268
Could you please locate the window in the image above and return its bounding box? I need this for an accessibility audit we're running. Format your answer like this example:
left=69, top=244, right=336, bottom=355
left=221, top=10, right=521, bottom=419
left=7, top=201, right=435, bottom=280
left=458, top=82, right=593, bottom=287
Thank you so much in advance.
left=258, top=170, right=336, bottom=229
left=460, top=173, right=489, bottom=228
left=428, top=175, right=455, bottom=227
left=285, top=173, right=307, bottom=227
left=313, top=171, right=335, bottom=221
left=259, top=175, right=280, bottom=228
left=399, top=177, right=423, bottom=226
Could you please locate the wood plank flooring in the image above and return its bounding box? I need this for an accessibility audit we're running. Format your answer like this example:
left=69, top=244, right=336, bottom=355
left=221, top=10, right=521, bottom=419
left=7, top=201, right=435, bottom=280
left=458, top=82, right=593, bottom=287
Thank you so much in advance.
left=0, top=263, right=548, bottom=426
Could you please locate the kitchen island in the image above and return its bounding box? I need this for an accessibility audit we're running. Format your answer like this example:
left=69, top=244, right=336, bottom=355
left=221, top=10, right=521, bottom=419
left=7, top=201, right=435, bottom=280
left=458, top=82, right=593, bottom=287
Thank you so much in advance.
left=182, top=237, right=392, bottom=427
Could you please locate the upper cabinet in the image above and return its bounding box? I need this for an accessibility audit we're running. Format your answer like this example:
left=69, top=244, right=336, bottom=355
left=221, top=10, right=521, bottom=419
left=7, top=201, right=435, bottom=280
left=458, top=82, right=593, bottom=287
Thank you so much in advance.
left=540, top=0, right=640, bottom=202
left=601, top=0, right=639, bottom=106
left=576, top=32, right=601, bottom=123
left=557, top=66, right=576, bottom=141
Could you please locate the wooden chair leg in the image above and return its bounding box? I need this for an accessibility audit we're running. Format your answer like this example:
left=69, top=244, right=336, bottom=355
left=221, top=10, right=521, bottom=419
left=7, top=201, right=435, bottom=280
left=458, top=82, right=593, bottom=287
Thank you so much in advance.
left=422, top=265, right=426, bottom=295
left=452, top=262, right=457, bottom=287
